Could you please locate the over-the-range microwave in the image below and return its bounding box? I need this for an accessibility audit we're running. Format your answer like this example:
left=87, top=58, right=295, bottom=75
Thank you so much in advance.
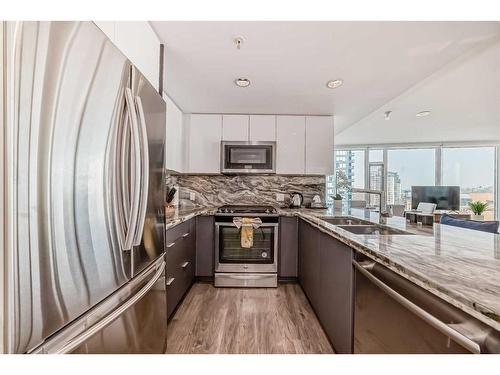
left=221, top=141, right=276, bottom=174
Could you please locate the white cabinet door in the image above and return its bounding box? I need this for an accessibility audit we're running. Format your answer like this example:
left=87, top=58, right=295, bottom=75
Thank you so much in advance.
left=114, top=22, right=160, bottom=91
left=222, top=115, right=249, bottom=141
left=187, top=114, right=222, bottom=173
left=276, top=116, right=306, bottom=174
left=249, top=115, right=276, bottom=141
left=305, top=116, right=334, bottom=175
left=165, top=95, right=184, bottom=173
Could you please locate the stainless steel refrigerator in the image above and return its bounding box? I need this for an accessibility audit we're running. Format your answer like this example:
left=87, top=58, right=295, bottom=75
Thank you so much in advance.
left=2, top=21, right=167, bottom=353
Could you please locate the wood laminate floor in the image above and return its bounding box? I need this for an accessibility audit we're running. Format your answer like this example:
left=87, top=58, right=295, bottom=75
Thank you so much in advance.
left=166, top=282, right=334, bottom=354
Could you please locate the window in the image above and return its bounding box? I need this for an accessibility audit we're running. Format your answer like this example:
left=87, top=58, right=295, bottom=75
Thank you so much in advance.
left=387, top=149, right=436, bottom=210
left=334, top=144, right=498, bottom=220
left=332, top=150, right=365, bottom=204
left=442, top=147, right=495, bottom=220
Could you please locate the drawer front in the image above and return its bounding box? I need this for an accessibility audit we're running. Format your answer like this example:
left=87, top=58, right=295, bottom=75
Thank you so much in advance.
left=166, top=218, right=196, bottom=318
left=166, top=220, right=191, bottom=246
left=166, top=266, right=184, bottom=318
left=166, top=253, right=195, bottom=318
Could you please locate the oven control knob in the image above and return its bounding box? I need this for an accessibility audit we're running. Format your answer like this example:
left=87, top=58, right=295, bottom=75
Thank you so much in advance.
left=261, top=252, right=268, bottom=258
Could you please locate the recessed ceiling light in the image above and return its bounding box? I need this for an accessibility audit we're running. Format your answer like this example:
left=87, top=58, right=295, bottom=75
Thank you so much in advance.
left=326, top=79, right=343, bottom=89
left=416, top=110, right=431, bottom=117
left=235, top=78, right=250, bottom=88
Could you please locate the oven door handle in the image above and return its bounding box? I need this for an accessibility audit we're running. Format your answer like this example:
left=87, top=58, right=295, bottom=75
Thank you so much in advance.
left=215, top=222, right=278, bottom=228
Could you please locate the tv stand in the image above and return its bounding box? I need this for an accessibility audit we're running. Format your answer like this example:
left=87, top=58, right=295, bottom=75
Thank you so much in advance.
left=405, top=210, right=471, bottom=226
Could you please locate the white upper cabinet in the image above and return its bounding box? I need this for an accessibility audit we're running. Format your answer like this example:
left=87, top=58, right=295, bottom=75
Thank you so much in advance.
left=305, top=116, right=334, bottom=175
left=114, top=22, right=160, bottom=91
left=165, top=95, right=184, bottom=173
left=276, top=116, right=306, bottom=175
left=187, top=114, right=222, bottom=173
left=93, top=21, right=160, bottom=91
left=249, top=115, right=276, bottom=141
left=222, top=115, right=249, bottom=141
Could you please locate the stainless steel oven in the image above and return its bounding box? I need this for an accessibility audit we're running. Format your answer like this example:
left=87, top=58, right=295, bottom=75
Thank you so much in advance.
left=214, top=205, right=279, bottom=287
left=221, top=141, right=276, bottom=174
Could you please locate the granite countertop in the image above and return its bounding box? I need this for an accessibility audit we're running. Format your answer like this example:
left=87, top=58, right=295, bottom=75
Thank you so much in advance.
left=164, top=205, right=218, bottom=230
left=165, top=205, right=500, bottom=332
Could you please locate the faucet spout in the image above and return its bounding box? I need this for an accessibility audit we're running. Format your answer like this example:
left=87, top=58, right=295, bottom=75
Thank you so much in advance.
left=351, top=188, right=392, bottom=223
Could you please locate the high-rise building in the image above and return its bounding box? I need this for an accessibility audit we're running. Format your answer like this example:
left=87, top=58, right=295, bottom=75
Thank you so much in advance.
left=333, top=150, right=355, bottom=202
left=387, top=171, right=402, bottom=205
left=369, top=165, right=383, bottom=207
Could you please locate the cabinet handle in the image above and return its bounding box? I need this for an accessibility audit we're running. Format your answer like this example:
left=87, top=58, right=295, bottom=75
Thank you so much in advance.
left=166, top=277, right=175, bottom=286
left=166, top=242, right=176, bottom=248
left=182, top=232, right=190, bottom=238
left=181, top=261, right=190, bottom=269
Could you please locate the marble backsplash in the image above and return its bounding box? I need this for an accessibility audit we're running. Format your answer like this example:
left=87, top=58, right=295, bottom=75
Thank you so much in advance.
left=166, top=174, right=326, bottom=207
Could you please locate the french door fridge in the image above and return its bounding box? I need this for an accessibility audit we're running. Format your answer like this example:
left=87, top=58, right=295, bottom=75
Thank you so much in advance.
left=3, top=21, right=166, bottom=353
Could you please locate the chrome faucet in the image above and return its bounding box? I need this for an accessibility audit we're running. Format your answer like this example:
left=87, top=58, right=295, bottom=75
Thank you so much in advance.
left=351, top=188, right=392, bottom=224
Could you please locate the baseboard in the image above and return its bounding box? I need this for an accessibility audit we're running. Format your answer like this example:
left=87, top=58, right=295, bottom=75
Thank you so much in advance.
left=195, top=276, right=214, bottom=283
left=278, top=277, right=299, bottom=283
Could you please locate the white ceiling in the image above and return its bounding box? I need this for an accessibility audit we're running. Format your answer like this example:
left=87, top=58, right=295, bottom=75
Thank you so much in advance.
left=336, top=38, right=500, bottom=145
left=151, top=21, right=500, bottom=133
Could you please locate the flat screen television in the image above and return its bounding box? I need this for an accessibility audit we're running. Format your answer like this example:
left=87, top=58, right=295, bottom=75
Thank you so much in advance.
left=411, top=186, right=460, bottom=210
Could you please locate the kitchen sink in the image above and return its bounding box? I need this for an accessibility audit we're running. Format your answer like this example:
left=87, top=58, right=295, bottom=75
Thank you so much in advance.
left=336, top=225, right=413, bottom=235
left=319, top=216, right=373, bottom=226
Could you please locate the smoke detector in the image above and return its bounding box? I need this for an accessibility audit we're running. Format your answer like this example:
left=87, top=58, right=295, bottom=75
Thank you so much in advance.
left=234, top=36, right=245, bottom=50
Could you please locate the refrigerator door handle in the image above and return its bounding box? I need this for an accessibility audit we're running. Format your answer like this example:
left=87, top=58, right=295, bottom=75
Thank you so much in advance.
left=112, top=96, right=128, bottom=250
left=122, top=87, right=142, bottom=251
left=55, top=261, right=166, bottom=354
left=132, top=95, right=150, bottom=246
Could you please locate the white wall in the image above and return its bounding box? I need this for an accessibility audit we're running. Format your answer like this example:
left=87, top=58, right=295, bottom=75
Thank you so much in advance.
left=336, top=39, right=500, bottom=146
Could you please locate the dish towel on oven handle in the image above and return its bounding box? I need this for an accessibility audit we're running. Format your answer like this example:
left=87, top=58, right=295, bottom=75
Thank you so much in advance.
left=232, top=217, right=263, bottom=248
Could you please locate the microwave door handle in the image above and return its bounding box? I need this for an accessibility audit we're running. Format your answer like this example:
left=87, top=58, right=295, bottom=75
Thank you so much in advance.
left=132, top=96, right=149, bottom=246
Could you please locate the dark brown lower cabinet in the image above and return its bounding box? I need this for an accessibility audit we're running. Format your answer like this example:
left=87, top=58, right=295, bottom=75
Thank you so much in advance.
left=298, top=219, right=321, bottom=310
left=195, top=215, right=215, bottom=278
left=166, top=218, right=196, bottom=319
left=298, top=218, right=354, bottom=353
left=318, top=232, right=354, bottom=353
left=279, top=216, right=298, bottom=278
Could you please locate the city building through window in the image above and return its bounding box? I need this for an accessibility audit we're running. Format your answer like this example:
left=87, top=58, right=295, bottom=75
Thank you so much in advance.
left=332, top=145, right=498, bottom=219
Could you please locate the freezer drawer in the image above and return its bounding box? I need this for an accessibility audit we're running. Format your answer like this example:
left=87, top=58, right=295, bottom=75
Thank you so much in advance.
left=353, top=258, right=500, bottom=354
left=30, top=257, right=167, bottom=354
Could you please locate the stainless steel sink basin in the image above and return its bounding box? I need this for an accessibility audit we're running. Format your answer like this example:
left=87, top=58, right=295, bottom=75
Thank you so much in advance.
left=319, top=216, right=373, bottom=226
left=336, top=225, right=413, bottom=235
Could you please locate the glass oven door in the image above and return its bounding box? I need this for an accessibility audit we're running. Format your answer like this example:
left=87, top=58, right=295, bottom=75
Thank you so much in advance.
left=215, top=222, right=278, bottom=273
left=221, top=142, right=275, bottom=173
